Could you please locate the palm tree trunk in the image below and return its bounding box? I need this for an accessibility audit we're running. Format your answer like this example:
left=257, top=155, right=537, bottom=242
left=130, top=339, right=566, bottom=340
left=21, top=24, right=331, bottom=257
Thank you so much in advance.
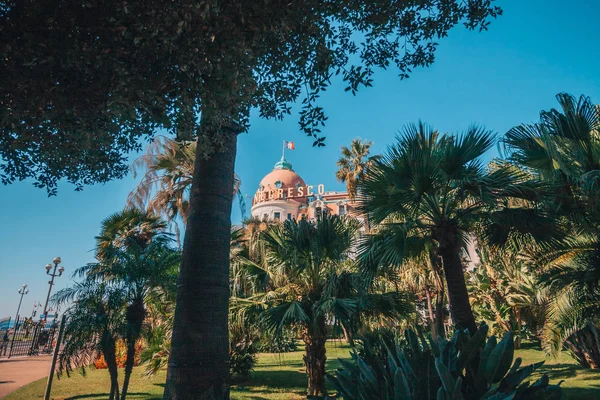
left=164, top=115, right=238, bottom=399
left=121, top=338, right=135, bottom=400
left=438, top=244, right=477, bottom=334
left=434, top=288, right=445, bottom=339
left=102, top=333, right=120, bottom=400
left=430, top=252, right=446, bottom=338
left=122, top=300, right=145, bottom=400
left=425, top=289, right=436, bottom=337
left=341, top=323, right=353, bottom=345
left=515, top=308, right=522, bottom=349
left=302, top=322, right=328, bottom=398
left=565, top=324, right=600, bottom=369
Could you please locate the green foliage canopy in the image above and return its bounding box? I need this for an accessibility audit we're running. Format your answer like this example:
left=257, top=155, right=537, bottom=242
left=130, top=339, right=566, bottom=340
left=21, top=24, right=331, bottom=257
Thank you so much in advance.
left=1, top=0, right=500, bottom=193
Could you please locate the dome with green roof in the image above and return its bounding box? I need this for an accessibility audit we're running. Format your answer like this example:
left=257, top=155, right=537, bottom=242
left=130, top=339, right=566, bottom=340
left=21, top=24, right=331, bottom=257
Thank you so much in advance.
left=273, top=156, right=293, bottom=170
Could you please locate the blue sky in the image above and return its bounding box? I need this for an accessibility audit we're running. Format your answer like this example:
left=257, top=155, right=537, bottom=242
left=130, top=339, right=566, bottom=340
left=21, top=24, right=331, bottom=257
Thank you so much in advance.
left=1, top=0, right=599, bottom=318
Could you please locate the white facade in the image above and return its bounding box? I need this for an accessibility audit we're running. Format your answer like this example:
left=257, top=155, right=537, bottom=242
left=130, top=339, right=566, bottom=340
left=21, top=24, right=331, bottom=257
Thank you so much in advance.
left=251, top=199, right=304, bottom=221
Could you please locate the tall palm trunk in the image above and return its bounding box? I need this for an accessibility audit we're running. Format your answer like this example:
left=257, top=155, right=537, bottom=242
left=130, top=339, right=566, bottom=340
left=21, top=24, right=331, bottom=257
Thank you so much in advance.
left=164, top=115, right=238, bottom=399
left=122, top=298, right=145, bottom=400
left=438, top=242, right=476, bottom=334
left=515, top=308, right=522, bottom=349
left=341, top=324, right=352, bottom=345
left=302, top=319, right=327, bottom=398
left=102, top=332, right=120, bottom=400
left=434, top=288, right=445, bottom=339
left=425, top=289, right=436, bottom=337
left=121, top=336, right=136, bottom=400
left=565, top=323, right=600, bottom=369
left=430, top=252, right=446, bottom=338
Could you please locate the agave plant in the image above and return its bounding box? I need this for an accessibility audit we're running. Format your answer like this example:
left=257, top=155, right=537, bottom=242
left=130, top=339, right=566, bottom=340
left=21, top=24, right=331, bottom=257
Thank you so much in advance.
left=328, top=324, right=564, bottom=400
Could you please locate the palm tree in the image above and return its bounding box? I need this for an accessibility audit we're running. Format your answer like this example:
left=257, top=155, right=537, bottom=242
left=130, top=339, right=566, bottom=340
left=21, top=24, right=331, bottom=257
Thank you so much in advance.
left=95, top=209, right=169, bottom=260
left=63, top=209, right=179, bottom=399
left=54, top=281, right=126, bottom=400
left=89, top=210, right=179, bottom=399
left=504, top=93, right=600, bottom=367
left=140, top=284, right=176, bottom=377
left=235, top=214, right=410, bottom=397
left=232, top=216, right=284, bottom=295
left=359, top=122, right=556, bottom=334
left=84, top=241, right=180, bottom=399
left=335, top=138, right=380, bottom=201
left=127, top=136, right=244, bottom=242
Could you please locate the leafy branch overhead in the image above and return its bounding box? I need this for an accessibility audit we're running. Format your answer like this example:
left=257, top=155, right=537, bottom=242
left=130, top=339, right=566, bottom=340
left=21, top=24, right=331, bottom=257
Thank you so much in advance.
left=1, top=0, right=500, bottom=192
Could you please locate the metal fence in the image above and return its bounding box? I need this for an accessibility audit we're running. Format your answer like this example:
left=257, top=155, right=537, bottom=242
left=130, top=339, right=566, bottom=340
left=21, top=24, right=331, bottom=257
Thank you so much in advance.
left=0, top=316, right=59, bottom=358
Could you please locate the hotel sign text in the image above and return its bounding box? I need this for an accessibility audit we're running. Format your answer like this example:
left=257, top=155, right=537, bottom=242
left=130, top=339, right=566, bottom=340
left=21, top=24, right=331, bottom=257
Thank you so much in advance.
left=254, top=184, right=325, bottom=203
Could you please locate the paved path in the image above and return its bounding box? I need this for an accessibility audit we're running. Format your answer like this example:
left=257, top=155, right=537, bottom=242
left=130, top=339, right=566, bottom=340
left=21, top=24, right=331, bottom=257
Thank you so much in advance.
left=0, top=356, right=52, bottom=398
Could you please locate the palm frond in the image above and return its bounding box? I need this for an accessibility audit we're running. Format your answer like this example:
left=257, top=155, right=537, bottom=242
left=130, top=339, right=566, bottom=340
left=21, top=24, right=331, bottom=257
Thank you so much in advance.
left=261, top=301, right=310, bottom=334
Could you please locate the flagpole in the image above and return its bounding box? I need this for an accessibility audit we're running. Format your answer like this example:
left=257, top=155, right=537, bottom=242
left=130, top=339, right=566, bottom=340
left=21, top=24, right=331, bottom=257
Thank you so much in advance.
left=282, top=140, right=285, bottom=159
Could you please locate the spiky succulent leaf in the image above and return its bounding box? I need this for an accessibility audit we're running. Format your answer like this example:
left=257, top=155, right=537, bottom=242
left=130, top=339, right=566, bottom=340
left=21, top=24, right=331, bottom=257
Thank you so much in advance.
left=485, top=332, right=515, bottom=383
left=457, top=324, right=489, bottom=372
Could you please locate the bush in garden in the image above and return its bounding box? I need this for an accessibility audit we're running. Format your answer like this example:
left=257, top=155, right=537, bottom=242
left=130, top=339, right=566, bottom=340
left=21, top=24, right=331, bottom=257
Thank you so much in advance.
left=327, top=323, right=564, bottom=400
left=94, top=339, right=143, bottom=369
left=229, top=324, right=257, bottom=380
left=256, top=327, right=298, bottom=353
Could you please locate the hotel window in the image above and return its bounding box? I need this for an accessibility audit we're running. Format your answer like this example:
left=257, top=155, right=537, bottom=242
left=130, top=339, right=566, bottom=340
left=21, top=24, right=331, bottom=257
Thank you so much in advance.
left=274, top=212, right=281, bottom=220
left=263, top=213, right=268, bottom=220
left=275, top=180, right=282, bottom=189
left=287, top=213, right=292, bottom=220
left=339, top=205, right=346, bottom=215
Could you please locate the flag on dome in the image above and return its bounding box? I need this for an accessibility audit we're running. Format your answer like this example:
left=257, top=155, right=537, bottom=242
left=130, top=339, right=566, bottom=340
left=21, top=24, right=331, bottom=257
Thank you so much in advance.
left=284, top=140, right=295, bottom=150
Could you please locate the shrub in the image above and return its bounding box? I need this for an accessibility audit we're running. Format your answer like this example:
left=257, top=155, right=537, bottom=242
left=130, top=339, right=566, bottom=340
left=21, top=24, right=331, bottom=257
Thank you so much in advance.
left=94, top=339, right=143, bottom=369
left=140, top=325, right=171, bottom=376
left=256, top=327, right=298, bottom=353
left=229, top=324, right=258, bottom=380
left=327, top=323, right=563, bottom=400
left=229, top=334, right=257, bottom=381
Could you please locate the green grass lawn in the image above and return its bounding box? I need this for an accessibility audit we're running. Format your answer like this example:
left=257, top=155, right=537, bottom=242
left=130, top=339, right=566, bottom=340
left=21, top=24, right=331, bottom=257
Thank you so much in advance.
left=6, top=341, right=600, bottom=400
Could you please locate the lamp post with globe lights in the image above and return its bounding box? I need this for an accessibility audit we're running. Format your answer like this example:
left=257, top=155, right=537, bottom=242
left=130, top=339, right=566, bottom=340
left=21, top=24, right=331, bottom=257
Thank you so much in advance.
left=42, top=257, right=64, bottom=321
left=15, top=284, right=29, bottom=322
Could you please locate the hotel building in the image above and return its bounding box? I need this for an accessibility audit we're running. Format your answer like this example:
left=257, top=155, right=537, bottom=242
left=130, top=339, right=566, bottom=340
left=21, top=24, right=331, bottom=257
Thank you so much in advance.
left=250, top=156, right=354, bottom=221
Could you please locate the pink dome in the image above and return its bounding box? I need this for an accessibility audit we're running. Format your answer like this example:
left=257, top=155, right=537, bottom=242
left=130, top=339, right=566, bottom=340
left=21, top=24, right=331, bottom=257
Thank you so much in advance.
left=253, top=157, right=306, bottom=205
left=259, top=169, right=305, bottom=192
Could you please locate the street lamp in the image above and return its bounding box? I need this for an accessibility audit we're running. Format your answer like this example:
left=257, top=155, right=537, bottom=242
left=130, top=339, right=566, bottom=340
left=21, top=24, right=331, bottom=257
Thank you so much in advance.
left=15, top=283, right=29, bottom=322
left=42, top=256, right=64, bottom=320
